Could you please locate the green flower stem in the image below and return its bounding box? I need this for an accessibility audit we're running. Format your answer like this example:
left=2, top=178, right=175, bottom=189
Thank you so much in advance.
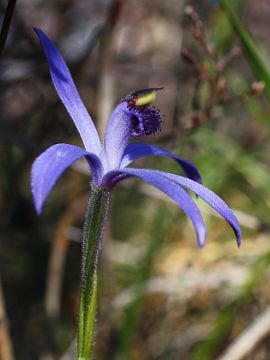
left=77, top=187, right=110, bottom=360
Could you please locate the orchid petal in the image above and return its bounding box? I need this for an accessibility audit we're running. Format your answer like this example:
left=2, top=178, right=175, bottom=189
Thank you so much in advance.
left=102, top=168, right=207, bottom=247
left=31, top=143, right=103, bottom=214
left=103, top=101, right=132, bottom=170
left=120, top=143, right=202, bottom=183
left=155, top=170, right=242, bottom=246
left=34, top=28, right=101, bottom=155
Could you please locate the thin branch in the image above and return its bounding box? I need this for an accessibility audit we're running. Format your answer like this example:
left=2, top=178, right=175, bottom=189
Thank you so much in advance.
left=45, top=190, right=87, bottom=319
left=185, top=5, right=216, bottom=62
left=45, top=212, right=73, bottom=318
left=94, top=0, right=124, bottom=133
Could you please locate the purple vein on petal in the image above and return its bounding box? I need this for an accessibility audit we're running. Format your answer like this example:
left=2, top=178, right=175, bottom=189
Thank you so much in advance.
left=120, top=143, right=202, bottom=183
left=31, top=143, right=103, bottom=214
left=34, top=28, right=101, bottom=155
left=102, top=168, right=207, bottom=247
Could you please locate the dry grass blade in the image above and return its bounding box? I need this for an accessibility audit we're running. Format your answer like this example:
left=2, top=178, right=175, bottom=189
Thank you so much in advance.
left=45, top=211, right=73, bottom=318
left=0, top=279, right=14, bottom=360
left=217, top=306, right=270, bottom=360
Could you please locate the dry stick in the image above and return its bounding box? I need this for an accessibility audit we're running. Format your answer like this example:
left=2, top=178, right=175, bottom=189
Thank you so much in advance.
left=180, top=48, right=208, bottom=130
left=217, top=306, right=270, bottom=360
left=95, top=0, right=124, bottom=134
left=184, top=6, right=218, bottom=122
left=172, top=76, right=184, bottom=131
left=45, top=172, right=86, bottom=320
left=45, top=189, right=87, bottom=319
left=0, top=279, right=14, bottom=360
left=204, top=71, right=219, bottom=118
left=185, top=5, right=216, bottom=62
left=43, top=212, right=71, bottom=360
left=184, top=6, right=243, bottom=122
left=45, top=211, right=73, bottom=318
left=184, top=5, right=217, bottom=70
left=97, top=0, right=124, bottom=77
left=218, top=81, right=265, bottom=105
left=216, top=46, right=241, bottom=72
left=181, top=48, right=203, bottom=112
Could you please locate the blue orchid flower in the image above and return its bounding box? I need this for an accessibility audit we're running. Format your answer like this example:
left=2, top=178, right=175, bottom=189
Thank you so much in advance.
left=31, top=28, right=241, bottom=248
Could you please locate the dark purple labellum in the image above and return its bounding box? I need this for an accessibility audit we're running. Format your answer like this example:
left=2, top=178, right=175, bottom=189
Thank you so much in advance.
left=128, top=103, right=163, bottom=137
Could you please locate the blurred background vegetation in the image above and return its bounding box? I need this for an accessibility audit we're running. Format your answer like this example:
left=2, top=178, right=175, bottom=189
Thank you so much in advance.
left=1, top=0, right=270, bottom=359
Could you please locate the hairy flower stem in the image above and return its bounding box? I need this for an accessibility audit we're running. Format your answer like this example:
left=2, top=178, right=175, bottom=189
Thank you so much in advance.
left=77, top=187, right=110, bottom=360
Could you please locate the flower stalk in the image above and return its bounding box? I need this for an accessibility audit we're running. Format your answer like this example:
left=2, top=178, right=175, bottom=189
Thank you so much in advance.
left=77, top=187, right=110, bottom=360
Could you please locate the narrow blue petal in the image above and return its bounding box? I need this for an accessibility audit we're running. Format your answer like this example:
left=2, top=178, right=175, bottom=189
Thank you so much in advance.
left=120, top=143, right=202, bottom=183
left=34, top=28, right=101, bottom=155
left=103, top=101, right=133, bottom=170
left=154, top=170, right=242, bottom=246
left=31, top=143, right=103, bottom=214
left=102, top=168, right=207, bottom=247
left=104, top=100, right=163, bottom=171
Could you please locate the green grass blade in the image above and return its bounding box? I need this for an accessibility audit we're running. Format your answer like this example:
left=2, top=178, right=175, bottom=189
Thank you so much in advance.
left=220, top=0, right=270, bottom=100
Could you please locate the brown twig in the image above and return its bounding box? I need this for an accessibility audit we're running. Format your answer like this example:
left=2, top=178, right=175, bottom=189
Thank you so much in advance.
left=94, top=0, right=124, bottom=134
left=181, top=5, right=262, bottom=130
left=45, top=174, right=88, bottom=319
left=216, top=46, right=241, bottom=71
left=45, top=211, right=73, bottom=319
left=0, top=279, right=14, bottom=360
left=185, top=5, right=216, bottom=62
